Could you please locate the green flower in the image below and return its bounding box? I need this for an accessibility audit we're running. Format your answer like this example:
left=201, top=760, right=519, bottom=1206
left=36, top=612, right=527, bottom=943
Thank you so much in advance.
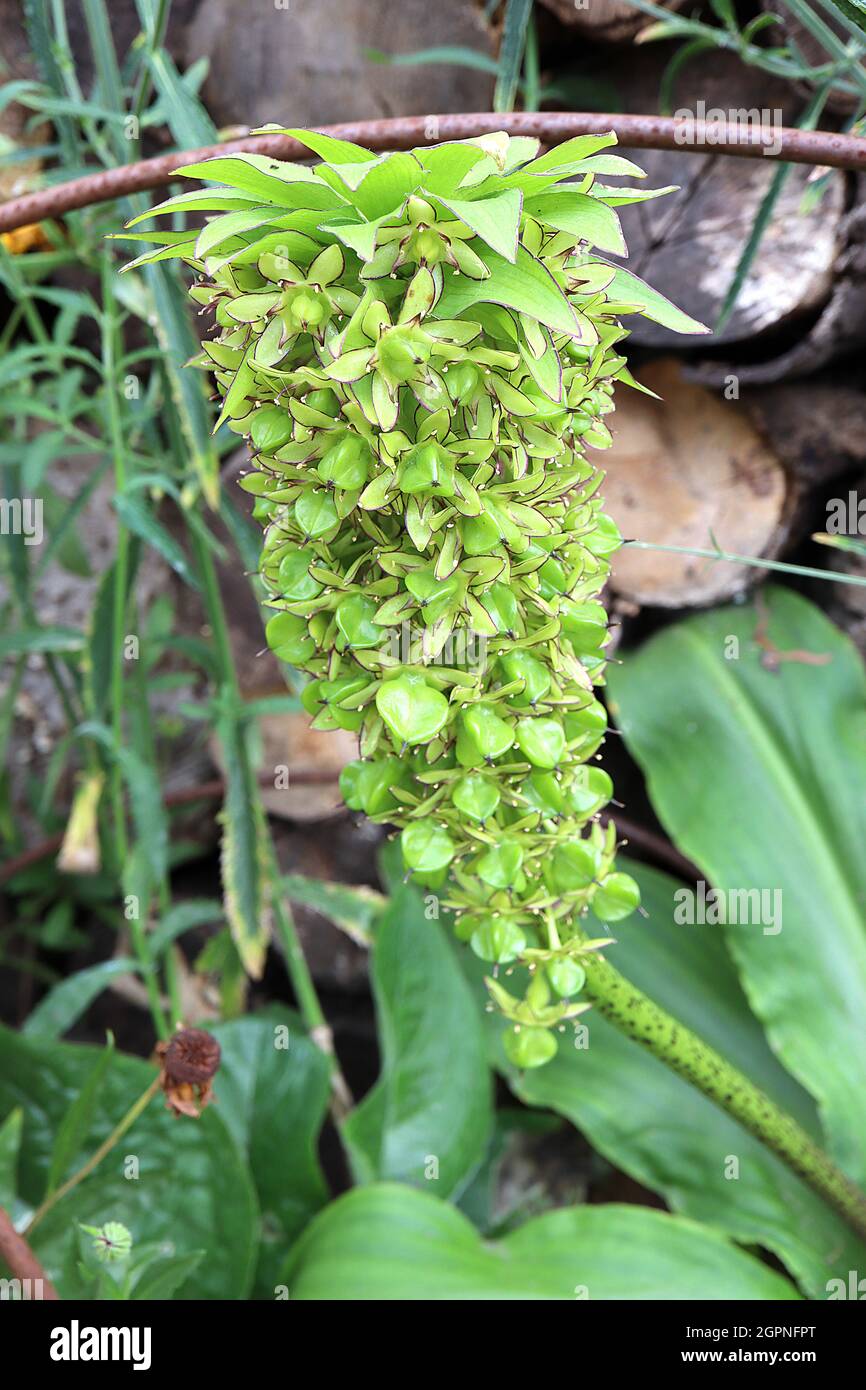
left=125, top=125, right=704, bottom=1065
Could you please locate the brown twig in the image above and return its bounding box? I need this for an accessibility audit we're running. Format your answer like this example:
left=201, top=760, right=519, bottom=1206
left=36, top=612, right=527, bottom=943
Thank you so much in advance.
left=1, top=112, right=865, bottom=233
left=0, top=767, right=338, bottom=886
left=602, top=812, right=701, bottom=883
left=0, top=1205, right=59, bottom=1298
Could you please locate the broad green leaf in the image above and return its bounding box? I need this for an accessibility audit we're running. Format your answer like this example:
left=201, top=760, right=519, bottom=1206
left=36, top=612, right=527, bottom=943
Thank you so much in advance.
left=609, top=588, right=866, bottom=1185
left=346, top=152, right=424, bottom=219
left=320, top=213, right=389, bottom=262
left=115, top=238, right=199, bottom=271
left=577, top=154, right=647, bottom=176
left=436, top=189, right=523, bottom=262
left=0, top=1026, right=258, bottom=1299
left=525, top=190, right=625, bottom=255
left=342, top=872, right=492, bottom=1198
left=595, top=183, right=678, bottom=207
left=606, top=266, right=709, bottom=334
left=437, top=245, right=578, bottom=336
left=131, top=1249, right=204, bottom=1301
left=461, top=861, right=866, bottom=1299
left=417, top=141, right=493, bottom=196
left=23, top=963, right=138, bottom=1041
left=502, top=136, right=542, bottom=171
left=210, top=1011, right=330, bottom=1298
left=283, top=1183, right=798, bottom=1299
left=176, top=153, right=343, bottom=209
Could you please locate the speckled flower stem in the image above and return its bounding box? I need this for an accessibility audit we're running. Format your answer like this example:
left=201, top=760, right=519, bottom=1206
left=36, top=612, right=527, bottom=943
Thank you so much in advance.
left=581, top=950, right=866, bottom=1242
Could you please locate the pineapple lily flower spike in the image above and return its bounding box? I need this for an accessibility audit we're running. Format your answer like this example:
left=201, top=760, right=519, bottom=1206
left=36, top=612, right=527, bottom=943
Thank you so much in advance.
left=118, top=125, right=866, bottom=1241
left=121, top=124, right=708, bottom=1067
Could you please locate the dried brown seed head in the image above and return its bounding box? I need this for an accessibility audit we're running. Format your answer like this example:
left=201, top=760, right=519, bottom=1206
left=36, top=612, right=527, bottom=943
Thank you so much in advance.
left=162, top=1028, right=221, bottom=1085
left=155, top=1027, right=221, bottom=1118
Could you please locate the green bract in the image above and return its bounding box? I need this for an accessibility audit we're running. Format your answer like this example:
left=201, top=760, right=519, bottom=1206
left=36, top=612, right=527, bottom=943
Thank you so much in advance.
left=126, top=126, right=705, bottom=1066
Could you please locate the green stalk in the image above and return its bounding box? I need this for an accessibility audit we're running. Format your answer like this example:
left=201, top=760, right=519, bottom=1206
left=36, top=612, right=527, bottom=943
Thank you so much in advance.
left=101, top=259, right=129, bottom=871
left=580, top=947, right=866, bottom=1242
left=264, top=836, right=353, bottom=1119
left=129, top=602, right=183, bottom=1027
left=130, top=0, right=171, bottom=133
left=100, top=265, right=169, bottom=1041
left=26, top=1074, right=161, bottom=1235
left=627, top=538, right=866, bottom=589
left=494, top=0, right=534, bottom=113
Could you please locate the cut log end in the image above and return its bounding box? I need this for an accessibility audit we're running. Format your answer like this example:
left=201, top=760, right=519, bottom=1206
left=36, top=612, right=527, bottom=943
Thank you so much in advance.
left=605, top=359, right=792, bottom=608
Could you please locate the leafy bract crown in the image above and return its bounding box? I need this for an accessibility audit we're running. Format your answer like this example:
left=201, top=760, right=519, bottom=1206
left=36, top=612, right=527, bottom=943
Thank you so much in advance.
left=124, top=125, right=705, bottom=1067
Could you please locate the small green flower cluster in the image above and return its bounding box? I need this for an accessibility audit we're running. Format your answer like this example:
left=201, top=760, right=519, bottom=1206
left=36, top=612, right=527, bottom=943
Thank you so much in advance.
left=125, top=126, right=702, bottom=1066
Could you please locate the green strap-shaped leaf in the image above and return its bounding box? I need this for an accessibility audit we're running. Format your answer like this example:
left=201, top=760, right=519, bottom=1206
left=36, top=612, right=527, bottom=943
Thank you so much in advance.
left=23, top=963, right=138, bottom=1041
left=113, top=492, right=200, bottom=589
left=148, top=898, right=223, bottom=960
left=210, top=1011, right=330, bottom=1297
left=145, top=47, right=218, bottom=150
left=142, top=263, right=221, bottom=507
left=282, top=1183, right=799, bottom=1299
left=217, top=708, right=270, bottom=979
left=342, top=871, right=493, bottom=1199
left=609, top=588, right=866, bottom=1186
left=0, top=626, right=84, bottom=659
left=125, top=189, right=260, bottom=225
left=281, top=874, right=384, bottom=946
left=76, top=720, right=169, bottom=887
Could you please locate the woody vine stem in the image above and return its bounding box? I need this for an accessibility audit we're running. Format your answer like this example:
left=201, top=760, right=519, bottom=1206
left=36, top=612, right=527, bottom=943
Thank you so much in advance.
left=118, top=124, right=866, bottom=1241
